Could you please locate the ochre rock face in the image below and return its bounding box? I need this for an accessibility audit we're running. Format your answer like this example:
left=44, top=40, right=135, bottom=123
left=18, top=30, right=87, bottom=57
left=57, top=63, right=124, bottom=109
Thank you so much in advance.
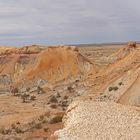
left=0, top=46, right=42, bottom=81
left=25, top=46, right=95, bottom=83
left=0, top=46, right=95, bottom=87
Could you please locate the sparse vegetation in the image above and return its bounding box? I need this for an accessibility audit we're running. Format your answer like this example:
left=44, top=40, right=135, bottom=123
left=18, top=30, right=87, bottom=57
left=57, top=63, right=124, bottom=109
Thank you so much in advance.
left=26, top=87, right=31, bottom=92
left=28, top=120, right=35, bottom=126
left=0, top=128, right=11, bottom=135
left=21, top=93, right=29, bottom=103
left=113, top=86, right=119, bottom=91
left=0, top=128, right=5, bottom=135
left=11, top=87, right=19, bottom=96
left=49, top=95, right=58, bottom=103
left=37, top=86, right=45, bottom=94
left=119, top=82, right=123, bottom=86
left=14, top=127, right=23, bottom=133
left=75, top=79, right=79, bottom=82
left=56, top=92, right=61, bottom=98
left=104, top=95, right=107, bottom=98
left=67, top=86, right=73, bottom=92
left=30, top=95, right=36, bottom=101
left=50, top=104, right=57, bottom=109
left=38, top=115, right=45, bottom=121
left=50, top=115, right=63, bottom=124
left=61, top=101, right=68, bottom=107
left=1, top=46, right=137, bottom=140
left=11, top=123, right=16, bottom=129
left=109, top=86, right=119, bottom=91
left=35, top=123, right=42, bottom=129
left=108, top=87, right=113, bottom=91
left=63, top=95, right=68, bottom=100
left=44, top=127, right=49, bottom=132
left=16, top=121, right=20, bottom=125
left=11, top=124, right=23, bottom=133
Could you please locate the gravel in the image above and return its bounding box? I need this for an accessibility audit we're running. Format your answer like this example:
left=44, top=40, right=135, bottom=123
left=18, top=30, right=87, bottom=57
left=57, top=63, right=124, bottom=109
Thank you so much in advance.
left=55, top=101, right=140, bottom=140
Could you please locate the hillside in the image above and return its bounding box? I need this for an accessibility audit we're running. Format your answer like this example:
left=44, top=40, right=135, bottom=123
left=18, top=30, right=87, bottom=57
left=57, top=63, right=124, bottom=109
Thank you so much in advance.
left=0, top=45, right=96, bottom=140
left=0, top=43, right=140, bottom=139
left=54, top=42, right=140, bottom=140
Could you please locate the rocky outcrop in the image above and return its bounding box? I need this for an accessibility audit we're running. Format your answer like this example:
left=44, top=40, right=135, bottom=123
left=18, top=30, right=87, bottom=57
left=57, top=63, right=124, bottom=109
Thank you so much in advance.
left=55, top=101, right=140, bottom=140
left=104, top=42, right=139, bottom=63
left=0, top=46, right=95, bottom=90
left=25, top=46, right=95, bottom=84
left=128, top=41, right=137, bottom=48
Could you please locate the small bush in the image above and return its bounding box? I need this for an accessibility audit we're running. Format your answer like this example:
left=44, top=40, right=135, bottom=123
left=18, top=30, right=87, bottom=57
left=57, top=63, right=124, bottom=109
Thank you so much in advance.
left=61, top=101, right=68, bottom=107
left=50, top=104, right=57, bottom=109
left=44, top=127, right=49, bottom=132
left=30, top=95, right=36, bottom=101
left=11, top=123, right=16, bottom=129
left=49, top=96, right=58, bottom=103
left=11, top=88, right=18, bottom=94
left=11, top=124, right=23, bottom=133
left=104, top=95, right=107, bottom=98
left=16, top=122, right=20, bottom=125
left=0, top=128, right=5, bottom=134
left=109, top=86, right=119, bottom=91
left=50, top=116, right=63, bottom=124
left=37, top=86, right=45, bottom=94
left=35, top=124, right=42, bottom=129
left=56, top=92, right=61, bottom=98
left=14, top=127, right=23, bottom=133
left=113, top=86, right=119, bottom=91
left=0, top=128, right=10, bottom=135
left=38, top=115, right=44, bottom=121
left=28, top=120, right=35, bottom=126
left=11, top=88, right=19, bottom=96
left=21, top=94, right=29, bottom=103
left=75, top=79, right=79, bottom=82
left=119, top=82, right=123, bottom=86
left=67, top=86, right=73, bottom=92
left=26, top=87, right=30, bottom=92
left=108, top=87, right=113, bottom=91
left=63, top=96, right=68, bottom=100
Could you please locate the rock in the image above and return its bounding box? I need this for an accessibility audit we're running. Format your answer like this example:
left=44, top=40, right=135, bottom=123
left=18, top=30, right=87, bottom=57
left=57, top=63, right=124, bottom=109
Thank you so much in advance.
left=127, top=41, right=137, bottom=48
left=55, top=101, right=140, bottom=140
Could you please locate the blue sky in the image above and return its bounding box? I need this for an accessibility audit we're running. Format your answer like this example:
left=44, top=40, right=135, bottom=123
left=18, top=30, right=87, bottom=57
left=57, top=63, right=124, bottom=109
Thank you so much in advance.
left=0, top=0, right=140, bottom=46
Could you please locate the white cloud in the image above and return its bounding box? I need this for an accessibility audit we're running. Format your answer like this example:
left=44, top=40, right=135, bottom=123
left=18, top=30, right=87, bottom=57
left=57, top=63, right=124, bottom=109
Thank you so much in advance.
left=0, top=0, right=140, bottom=46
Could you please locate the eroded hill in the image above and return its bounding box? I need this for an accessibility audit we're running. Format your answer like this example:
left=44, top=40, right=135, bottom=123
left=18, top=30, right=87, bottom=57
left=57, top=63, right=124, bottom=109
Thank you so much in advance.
left=0, top=45, right=95, bottom=140
left=0, top=43, right=140, bottom=140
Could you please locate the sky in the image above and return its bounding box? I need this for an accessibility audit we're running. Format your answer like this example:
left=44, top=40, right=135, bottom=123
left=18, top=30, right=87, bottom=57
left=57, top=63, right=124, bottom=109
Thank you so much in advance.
left=0, top=0, right=140, bottom=46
